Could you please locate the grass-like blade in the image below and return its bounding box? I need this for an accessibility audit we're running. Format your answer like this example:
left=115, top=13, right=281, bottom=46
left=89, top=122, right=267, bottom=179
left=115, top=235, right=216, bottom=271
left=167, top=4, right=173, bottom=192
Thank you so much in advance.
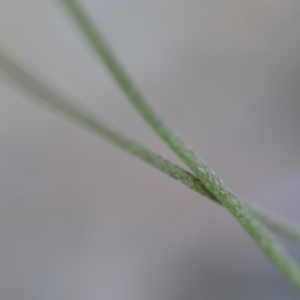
left=0, top=50, right=299, bottom=246
left=61, top=0, right=300, bottom=291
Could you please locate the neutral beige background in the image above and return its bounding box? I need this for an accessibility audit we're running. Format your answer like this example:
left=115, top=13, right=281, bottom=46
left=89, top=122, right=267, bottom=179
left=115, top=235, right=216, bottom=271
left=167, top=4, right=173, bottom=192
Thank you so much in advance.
left=0, top=0, right=300, bottom=299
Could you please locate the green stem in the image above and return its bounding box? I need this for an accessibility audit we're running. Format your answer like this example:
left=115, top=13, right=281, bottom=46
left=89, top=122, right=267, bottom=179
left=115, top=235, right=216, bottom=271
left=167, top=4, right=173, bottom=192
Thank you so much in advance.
left=252, top=207, right=300, bottom=245
left=0, top=50, right=215, bottom=202
left=61, top=0, right=300, bottom=291
left=1, top=50, right=300, bottom=246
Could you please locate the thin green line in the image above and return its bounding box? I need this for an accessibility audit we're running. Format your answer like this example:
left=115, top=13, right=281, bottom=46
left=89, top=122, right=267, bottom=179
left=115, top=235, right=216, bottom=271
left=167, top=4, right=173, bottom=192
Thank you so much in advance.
left=0, top=49, right=299, bottom=246
left=251, top=207, right=300, bottom=245
left=61, top=0, right=300, bottom=291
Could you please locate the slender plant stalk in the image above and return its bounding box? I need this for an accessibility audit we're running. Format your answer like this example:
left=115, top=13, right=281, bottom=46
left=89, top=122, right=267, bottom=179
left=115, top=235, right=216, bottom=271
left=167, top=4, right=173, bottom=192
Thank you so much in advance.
left=0, top=50, right=214, bottom=201
left=61, top=0, right=300, bottom=291
left=251, top=207, right=300, bottom=245
left=1, top=50, right=300, bottom=246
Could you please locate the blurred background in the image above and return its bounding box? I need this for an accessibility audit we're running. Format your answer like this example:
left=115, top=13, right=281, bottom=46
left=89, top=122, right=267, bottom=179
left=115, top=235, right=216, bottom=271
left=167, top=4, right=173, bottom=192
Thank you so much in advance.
left=0, top=0, right=300, bottom=299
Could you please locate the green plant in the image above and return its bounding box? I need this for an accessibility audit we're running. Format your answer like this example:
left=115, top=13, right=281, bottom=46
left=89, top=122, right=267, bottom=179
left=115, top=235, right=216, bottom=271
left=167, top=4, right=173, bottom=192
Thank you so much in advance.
left=1, top=50, right=299, bottom=247
left=0, top=0, right=299, bottom=294
left=62, top=0, right=300, bottom=291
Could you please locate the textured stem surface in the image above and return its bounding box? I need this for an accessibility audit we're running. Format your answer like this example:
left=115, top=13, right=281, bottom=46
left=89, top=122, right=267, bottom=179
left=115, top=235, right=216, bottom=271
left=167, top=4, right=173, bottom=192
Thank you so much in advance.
left=1, top=50, right=299, bottom=246
left=61, top=0, right=300, bottom=291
